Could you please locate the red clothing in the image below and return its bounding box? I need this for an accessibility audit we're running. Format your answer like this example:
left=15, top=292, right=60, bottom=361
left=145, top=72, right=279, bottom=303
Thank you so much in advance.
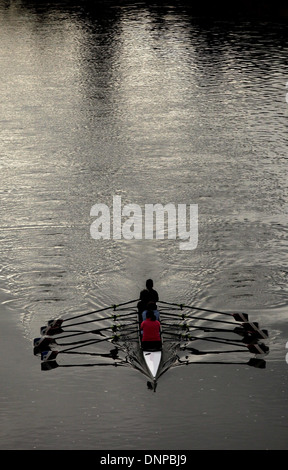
left=141, top=318, right=161, bottom=342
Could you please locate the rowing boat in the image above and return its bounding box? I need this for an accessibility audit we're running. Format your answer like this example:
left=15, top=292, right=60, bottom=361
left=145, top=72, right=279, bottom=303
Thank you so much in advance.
left=34, top=296, right=270, bottom=390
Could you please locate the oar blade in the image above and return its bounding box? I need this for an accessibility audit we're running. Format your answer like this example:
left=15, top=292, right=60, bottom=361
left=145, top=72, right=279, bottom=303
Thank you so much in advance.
left=41, top=350, right=59, bottom=362
left=40, top=325, right=64, bottom=336
left=33, top=337, right=55, bottom=355
left=247, top=358, right=266, bottom=369
left=233, top=327, right=269, bottom=344
left=47, top=319, right=63, bottom=328
left=242, top=322, right=269, bottom=340
left=233, top=313, right=249, bottom=322
left=41, top=361, right=59, bottom=371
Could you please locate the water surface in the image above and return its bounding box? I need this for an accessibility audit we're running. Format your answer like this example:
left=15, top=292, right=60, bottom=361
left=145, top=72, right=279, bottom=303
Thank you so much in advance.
left=0, top=0, right=288, bottom=451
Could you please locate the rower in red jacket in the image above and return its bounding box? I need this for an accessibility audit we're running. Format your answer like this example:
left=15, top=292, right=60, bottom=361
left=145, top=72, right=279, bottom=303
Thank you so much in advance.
left=140, top=310, right=161, bottom=351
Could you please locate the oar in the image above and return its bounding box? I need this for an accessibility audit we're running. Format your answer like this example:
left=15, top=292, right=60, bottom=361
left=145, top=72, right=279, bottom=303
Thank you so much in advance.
left=159, top=310, right=254, bottom=327
left=180, top=345, right=261, bottom=355
left=163, top=328, right=260, bottom=346
left=164, top=331, right=269, bottom=355
left=35, top=321, right=140, bottom=354
left=175, top=358, right=266, bottom=369
left=181, top=347, right=246, bottom=355
left=161, top=318, right=268, bottom=340
left=40, top=318, right=138, bottom=338
left=43, top=347, right=120, bottom=360
left=161, top=320, right=263, bottom=337
left=42, top=310, right=138, bottom=335
left=40, top=322, right=143, bottom=361
left=158, top=300, right=249, bottom=322
left=163, top=330, right=257, bottom=346
left=160, top=312, right=268, bottom=340
left=36, top=322, right=132, bottom=350
left=38, top=325, right=113, bottom=340
left=40, top=335, right=119, bottom=361
left=35, top=336, right=111, bottom=355
left=41, top=359, right=127, bottom=371
left=185, top=335, right=269, bottom=355
left=46, top=299, right=138, bottom=329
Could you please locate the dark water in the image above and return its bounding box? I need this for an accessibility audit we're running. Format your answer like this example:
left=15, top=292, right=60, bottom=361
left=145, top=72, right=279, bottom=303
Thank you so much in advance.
left=1, top=0, right=288, bottom=451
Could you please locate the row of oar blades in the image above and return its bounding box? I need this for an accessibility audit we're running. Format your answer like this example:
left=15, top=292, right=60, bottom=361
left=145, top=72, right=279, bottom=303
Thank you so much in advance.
left=34, top=312, right=139, bottom=358
left=158, top=302, right=269, bottom=364
left=34, top=328, right=137, bottom=356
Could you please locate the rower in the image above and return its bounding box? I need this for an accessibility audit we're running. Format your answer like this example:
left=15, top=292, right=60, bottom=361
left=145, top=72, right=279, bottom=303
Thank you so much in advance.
left=140, top=310, right=162, bottom=351
left=141, top=302, right=160, bottom=321
left=137, top=279, right=159, bottom=320
left=145, top=279, right=159, bottom=303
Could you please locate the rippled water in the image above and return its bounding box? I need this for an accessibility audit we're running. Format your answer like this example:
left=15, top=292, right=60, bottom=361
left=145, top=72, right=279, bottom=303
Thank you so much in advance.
left=1, top=0, right=288, bottom=451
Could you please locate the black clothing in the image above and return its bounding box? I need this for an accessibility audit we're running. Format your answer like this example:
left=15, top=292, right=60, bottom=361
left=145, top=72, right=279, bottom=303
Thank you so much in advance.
left=137, top=287, right=159, bottom=315
left=141, top=341, right=162, bottom=351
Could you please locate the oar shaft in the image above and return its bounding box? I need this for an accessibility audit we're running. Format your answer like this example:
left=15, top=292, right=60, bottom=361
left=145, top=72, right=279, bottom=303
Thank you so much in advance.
left=158, top=300, right=248, bottom=320
left=164, top=330, right=247, bottom=348
left=59, top=336, right=115, bottom=353
left=55, top=326, right=113, bottom=340
left=161, top=321, right=239, bottom=334
left=51, top=320, right=138, bottom=340
left=182, top=348, right=246, bottom=355
left=64, top=311, right=137, bottom=328
left=160, top=311, right=236, bottom=326
left=62, top=299, right=138, bottom=323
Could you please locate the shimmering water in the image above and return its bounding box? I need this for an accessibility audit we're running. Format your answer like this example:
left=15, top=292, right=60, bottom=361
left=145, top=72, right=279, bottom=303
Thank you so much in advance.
left=1, top=0, right=288, bottom=451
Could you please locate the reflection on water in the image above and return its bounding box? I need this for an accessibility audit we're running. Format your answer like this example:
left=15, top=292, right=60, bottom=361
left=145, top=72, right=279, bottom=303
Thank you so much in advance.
left=0, top=0, right=288, bottom=450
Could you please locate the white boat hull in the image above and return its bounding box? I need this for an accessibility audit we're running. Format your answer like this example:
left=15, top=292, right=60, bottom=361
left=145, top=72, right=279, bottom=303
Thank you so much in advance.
left=143, top=350, right=162, bottom=379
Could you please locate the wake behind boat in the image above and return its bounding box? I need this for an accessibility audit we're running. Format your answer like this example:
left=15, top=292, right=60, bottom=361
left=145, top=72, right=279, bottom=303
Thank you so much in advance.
left=33, top=282, right=270, bottom=391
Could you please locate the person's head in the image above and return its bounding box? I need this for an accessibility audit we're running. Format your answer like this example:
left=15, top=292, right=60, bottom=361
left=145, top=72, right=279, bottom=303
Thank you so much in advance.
left=146, top=310, right=156, bottom=321
left=147, top=301, right=157, bottom=310
left=146, top=279, right=153, bottom=290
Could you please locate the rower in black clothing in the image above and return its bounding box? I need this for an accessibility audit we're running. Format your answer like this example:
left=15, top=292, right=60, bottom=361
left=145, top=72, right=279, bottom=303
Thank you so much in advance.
left=137, top=279, right=159, bottom=321
left=145, top=279, right=159, bottom=303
